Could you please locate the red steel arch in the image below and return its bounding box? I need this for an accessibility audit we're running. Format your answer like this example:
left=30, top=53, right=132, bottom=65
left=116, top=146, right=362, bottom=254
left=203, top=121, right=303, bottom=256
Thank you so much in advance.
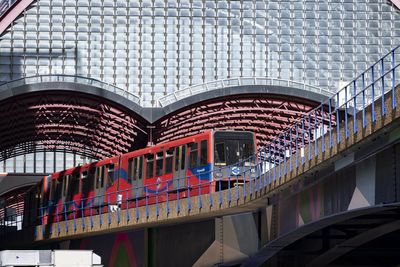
left=153, top=93, right=331, bottom=149
left=0, top=91, right=148, bottom=161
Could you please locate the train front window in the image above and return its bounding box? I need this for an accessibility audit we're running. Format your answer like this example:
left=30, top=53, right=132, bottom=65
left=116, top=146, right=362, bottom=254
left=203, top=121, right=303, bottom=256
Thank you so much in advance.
left=215, top=138, right=255, bottom=165
left=241, top=142, right=254, bottom=161
left=215, top=143, right=226, bottom=166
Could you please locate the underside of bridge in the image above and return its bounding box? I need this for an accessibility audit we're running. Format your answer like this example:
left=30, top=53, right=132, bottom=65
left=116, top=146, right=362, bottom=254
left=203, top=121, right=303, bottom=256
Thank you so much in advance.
left=265, top=207, right=400, bottom=267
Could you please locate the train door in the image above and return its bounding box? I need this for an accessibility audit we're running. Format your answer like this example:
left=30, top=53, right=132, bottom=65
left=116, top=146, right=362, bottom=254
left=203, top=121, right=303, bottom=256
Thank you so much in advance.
left=60, top=174, right=68, bottom=207
left=94, top=165, right=106, bottom=204
left=144, top=153, right=155, bottom=194
left=128, top=156, right=144, bottom=198
left=174, top=145, right=186, bottom=189
left=67, top=171, right=81, bottom=218
left=81, top=166, right=95, bottom=206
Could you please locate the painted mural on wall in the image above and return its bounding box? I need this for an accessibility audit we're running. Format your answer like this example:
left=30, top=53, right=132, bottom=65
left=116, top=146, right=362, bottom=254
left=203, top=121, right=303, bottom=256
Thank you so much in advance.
left=69, top=230, right=145, bottom=267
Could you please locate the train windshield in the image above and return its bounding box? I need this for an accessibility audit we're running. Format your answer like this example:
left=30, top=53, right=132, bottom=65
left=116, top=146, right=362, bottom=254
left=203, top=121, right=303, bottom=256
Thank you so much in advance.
left=214, top=131, right=255, bottom=166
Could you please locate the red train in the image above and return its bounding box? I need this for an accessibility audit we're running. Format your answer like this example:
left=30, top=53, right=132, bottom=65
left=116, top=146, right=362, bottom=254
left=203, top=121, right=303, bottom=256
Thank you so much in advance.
left=23, top=130, right=257, bottom=225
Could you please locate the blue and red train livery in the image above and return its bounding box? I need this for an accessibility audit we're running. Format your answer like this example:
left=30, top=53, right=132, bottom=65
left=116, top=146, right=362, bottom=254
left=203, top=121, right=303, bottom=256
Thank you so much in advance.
left=24, top=130, right=256, bottom=224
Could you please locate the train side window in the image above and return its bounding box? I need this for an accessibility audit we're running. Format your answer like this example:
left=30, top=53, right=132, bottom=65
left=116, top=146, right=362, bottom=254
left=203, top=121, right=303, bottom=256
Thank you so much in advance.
left=156, top=152, right=163, bottom=176
left=71, top=173, right=80, bottom=195
left=189, top=142, right=198, bottom=168
left=56, top=177, right=62, bottom=199
left=107, top=164, right=115, bottom=187
left=175, top=147, right=180, bottom=172
left=95, top=166, right=105, bottom=189
left=200, top=140, right=208, bottom=166
left=128, top=158, right=135, bottom=182
left=215, top=142, right=226, bottom=165
left=50, top=180, right=57, bottom=201
left=135, top=157, right=143, bottom=180
left=81, top=171, right=90, bottom=193
left=181, top=145, right=186, bottom=170
left=146, top=154, right=154, bottom=178
left=63, top=175, right=69, bottom=197
left=165, top=148, right=174, bottom=174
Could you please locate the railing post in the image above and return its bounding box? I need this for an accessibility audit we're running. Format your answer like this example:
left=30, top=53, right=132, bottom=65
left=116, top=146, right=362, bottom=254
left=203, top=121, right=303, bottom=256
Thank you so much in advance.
left=301, top=120, right=305, bottom=164
left=283, top=134, right=287, bottom=175
left=135, top=188, right=139, bottom=221
left=145, top=189, right=149, bottom=218
left=273, top=140, right=276, bottom=181
left=289, top=128, right=293, bottom=171
left=371, top=65, right=376, bottom=122
left=344, top=86, right=349, bottom=139
left=295, top=124, right=299, bottom=168
left=233, top=164, right=238, bottom=201
left=198, top=176, right=202, bottom=210
left=218, top=174, right=222, bottom=206
left=73, top=205, right=77, bottom=233
left=176, top=182, right=180, bottom=214
left=353, top=80, right=358, bottom=134
left=117, top=193, right=121, bottom=225
left=81, top=199, right=85, bottom=230
left=362, top=73, right=366, bottom=128
left=243, top=166, right=247, bottom=199
left=278, top=136, right=282, bottom=179
left=314, top=110, right=318, bottom=155
left=227, top=166, right=231, bottom=205
left=336, top=93, right=341, bottom=144
left=156, top=181, right=159, bottom=217
left=187, top=178, right=192, bottom=211
left=328, top=98, right=333, bottom=148
left=56, top=204, right=60, bottom=235
left=209, top=179, right=213, bottom=207
left=392, top=49, right=396, bottom=109
left=308, top=114, right=312, bottom=161
left=63, top=204, right=68, bottom=233
left=166, top=185, right=170, bottom=214
left=98, top=197, right=103, bottom=227
left=263, top=147, right=267, bottom=187
left=321, top=103, right=325, bottom=152
left=107, top=194, right=112, bottom=225
left=381, top=58, right=386, bottom=116
left=90, top=198, right=93, bottom=229
left=126, top=189, right=130, bottom=223
left=40, top=206, right=45, bottom=237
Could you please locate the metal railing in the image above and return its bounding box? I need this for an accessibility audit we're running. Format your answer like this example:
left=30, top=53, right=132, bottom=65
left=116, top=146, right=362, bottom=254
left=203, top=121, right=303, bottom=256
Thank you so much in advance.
left=1, top=44, right=400, bottom=237
left=0, top=0, right=17, bottom=18
left=0, top=75, right=141, bottom=104
left=158, top=77, right=333, bottom=107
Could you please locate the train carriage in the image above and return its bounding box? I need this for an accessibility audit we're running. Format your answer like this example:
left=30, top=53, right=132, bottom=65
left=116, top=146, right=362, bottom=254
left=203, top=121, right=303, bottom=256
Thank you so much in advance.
left=35, top=130, right=257, bottom=223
